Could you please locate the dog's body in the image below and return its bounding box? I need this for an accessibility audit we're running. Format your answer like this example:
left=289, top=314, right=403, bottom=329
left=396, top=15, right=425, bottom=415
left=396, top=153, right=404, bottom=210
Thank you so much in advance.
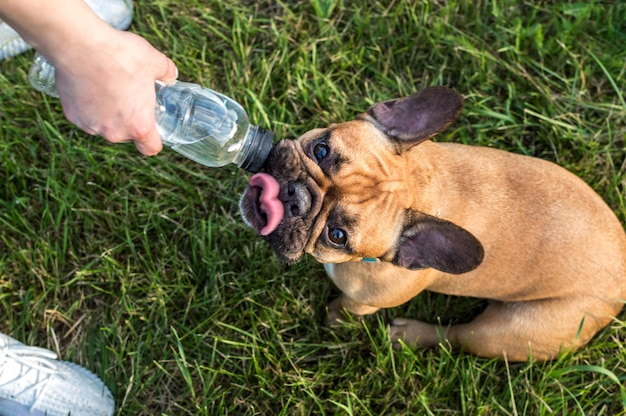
left=240, top=87, right=626, bottom=361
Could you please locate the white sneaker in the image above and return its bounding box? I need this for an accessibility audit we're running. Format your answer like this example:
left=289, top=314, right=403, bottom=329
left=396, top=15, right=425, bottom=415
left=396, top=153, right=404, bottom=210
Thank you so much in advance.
left=0, top=333, right=114, bottom=416
left=0, top=0, right=134, bottom=60
left=85, top=0, right=134, bottom=32
left=0, top=23, right=30, bottom=61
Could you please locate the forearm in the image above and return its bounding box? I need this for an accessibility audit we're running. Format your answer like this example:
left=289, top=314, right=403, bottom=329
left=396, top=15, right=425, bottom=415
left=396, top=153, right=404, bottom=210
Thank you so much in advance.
left=0, top=0, right=108, bottom=63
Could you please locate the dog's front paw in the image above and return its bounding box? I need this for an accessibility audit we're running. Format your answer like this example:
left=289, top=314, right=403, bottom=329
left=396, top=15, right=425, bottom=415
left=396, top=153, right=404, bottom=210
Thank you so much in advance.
left=389, top=318, right=442, bottom=349
left=326, top=296, right=381, bottom=326
left=326, top=297, right=349, bottom=326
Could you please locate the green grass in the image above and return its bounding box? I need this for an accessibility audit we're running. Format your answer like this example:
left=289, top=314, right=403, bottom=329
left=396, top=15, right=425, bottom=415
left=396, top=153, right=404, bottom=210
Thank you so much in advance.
left=1, top=0, right=625, bottom=414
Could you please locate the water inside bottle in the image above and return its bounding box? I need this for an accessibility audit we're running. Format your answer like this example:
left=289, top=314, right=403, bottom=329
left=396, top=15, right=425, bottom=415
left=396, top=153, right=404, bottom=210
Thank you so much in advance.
left=167, top=122, right=250, bottom=167
left=157, top=85, right=252, bottom=167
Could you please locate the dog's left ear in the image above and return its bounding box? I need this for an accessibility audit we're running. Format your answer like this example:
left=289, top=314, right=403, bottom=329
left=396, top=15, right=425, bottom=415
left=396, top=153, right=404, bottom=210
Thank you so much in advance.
left=392, top=213, right=484, bottom=274
left=361, top=86, right=463, bottom=148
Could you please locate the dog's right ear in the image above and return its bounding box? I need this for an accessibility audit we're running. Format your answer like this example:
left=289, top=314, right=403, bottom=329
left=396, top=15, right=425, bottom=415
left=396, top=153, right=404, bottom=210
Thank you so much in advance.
left=392, top=212, right=484, bottom=275
left=360, top=86, right=463, bottom=148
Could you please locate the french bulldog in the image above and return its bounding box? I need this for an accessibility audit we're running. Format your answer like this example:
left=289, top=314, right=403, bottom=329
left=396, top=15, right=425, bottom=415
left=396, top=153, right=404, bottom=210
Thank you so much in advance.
left=239, top=86, right=626, bottom=361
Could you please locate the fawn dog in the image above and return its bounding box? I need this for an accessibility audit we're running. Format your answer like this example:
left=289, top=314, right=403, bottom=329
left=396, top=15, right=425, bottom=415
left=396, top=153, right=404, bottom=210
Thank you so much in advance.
left=240, top=87, right=626, bottom=361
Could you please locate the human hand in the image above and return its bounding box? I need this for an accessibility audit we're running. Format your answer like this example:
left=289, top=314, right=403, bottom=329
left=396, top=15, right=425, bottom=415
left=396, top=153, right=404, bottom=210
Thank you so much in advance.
left=52, top=27, right=178, bottom=155
left=0, top=0, right=178, bottom=155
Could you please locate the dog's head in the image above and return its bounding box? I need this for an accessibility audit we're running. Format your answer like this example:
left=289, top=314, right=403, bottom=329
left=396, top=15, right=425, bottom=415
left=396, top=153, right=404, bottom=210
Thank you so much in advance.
left=240, top=87, right=484, bottom=274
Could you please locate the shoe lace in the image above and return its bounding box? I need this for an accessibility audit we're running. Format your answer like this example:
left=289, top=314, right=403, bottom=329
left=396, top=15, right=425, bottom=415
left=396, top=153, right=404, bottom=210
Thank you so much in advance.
left=0, top=338, right=62, bottom=412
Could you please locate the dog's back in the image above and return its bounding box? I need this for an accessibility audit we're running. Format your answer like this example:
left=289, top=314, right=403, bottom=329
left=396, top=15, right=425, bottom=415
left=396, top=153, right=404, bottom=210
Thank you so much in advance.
left=423, top=142, right=626, bottom=305
left=381, top=140, right=626, bottom=359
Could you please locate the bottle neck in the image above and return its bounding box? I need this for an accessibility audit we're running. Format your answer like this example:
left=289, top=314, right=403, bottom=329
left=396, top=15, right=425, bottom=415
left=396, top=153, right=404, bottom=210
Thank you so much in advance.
left=239, top=125, right=274, bottom=173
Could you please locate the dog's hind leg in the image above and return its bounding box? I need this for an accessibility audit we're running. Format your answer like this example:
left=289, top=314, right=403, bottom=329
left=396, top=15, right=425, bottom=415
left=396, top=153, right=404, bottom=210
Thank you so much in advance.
left=389, top=297, right=617, bottom=361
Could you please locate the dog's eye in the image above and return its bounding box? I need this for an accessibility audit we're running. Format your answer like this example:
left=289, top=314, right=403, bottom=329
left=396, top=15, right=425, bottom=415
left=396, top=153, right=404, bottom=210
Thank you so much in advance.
left=328, top=227, right=347, bottom=246
left=313, top=142, right=329, bottom=162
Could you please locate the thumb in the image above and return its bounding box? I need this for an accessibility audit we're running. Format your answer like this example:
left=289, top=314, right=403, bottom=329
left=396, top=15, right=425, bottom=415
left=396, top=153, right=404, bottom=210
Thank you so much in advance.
left=134, top=128, right=163, bottom=156
left=133, top=53, right=176, bottom=155
left=155, top=53, right=178, bottom=84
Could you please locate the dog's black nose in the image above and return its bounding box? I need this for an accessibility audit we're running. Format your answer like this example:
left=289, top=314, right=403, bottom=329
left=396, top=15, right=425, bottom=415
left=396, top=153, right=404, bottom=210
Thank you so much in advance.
left=284, top=181, right=312, bottom=217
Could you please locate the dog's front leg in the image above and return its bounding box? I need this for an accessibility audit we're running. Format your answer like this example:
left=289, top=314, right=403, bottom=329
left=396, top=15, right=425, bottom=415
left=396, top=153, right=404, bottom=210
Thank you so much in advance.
left=327, top=295, right=381, bottom=325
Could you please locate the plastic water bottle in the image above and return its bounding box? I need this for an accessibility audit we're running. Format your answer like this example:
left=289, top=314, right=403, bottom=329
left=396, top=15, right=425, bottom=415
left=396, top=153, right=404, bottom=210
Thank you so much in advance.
left=28, top=53, right=274, bottom=172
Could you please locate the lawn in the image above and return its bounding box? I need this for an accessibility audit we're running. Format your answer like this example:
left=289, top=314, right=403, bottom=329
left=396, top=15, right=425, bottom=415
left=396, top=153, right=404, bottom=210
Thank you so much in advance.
left=1, top=0, right=625, bottom=414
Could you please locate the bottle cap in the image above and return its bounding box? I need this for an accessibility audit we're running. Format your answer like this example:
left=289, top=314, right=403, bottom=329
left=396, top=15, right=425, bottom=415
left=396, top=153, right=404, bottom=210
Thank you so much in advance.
left=240, top=125, right=274, bottom=173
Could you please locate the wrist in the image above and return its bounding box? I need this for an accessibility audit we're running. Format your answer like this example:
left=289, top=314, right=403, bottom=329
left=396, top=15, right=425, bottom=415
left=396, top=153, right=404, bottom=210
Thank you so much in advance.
left=41, top=22, right=118, bottom=73
left=0, top=0, right=111, bottom=63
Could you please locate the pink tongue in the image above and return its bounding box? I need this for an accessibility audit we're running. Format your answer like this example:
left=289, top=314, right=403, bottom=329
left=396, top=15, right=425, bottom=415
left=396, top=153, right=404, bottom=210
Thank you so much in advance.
left=249, top=173, right=284, bottom=236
